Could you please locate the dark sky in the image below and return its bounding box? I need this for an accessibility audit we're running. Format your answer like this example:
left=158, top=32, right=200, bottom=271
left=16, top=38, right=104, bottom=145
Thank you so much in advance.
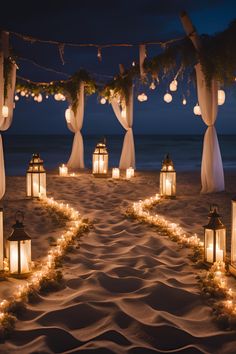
left=1, top=0, right=236, bottom=135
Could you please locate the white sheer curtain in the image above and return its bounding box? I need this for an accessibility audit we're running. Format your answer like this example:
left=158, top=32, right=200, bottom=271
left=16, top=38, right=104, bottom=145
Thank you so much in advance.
left=111, top=86, right=135, bottom=169
left=0, top=41, right=16, bottom=199
left=196, top=64, right=224, bottom=193
left=180, top=12, right=224, bottom=193
left=66, top=82, right=85, bottom=169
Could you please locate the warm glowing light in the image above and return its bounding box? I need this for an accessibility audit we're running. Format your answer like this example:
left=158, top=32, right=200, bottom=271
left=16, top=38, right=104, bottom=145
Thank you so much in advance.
left=14, top=95, right=19, bottom=101
left=137, top=93, right=148, bottom=102
left=112, top=168, right=120, bottom=179
left=2, top=105, right=9, bottom=118
left=149, top=82, right=156, bottom=90
left=218, top=90, right=225, bottom=105
left=26, top=153, right=46, bottom=198
left=204, top=206, right=226, bottom=264
left=126, top=167, right=134, bottom=179
left=169, top=79, right=178, bottom=92
left=164, top=93, right=172, bottom=103
left=59, top=164, right=68, bottom=176
left=100, top=97, right=106, bottom=104
left=92, top=140, right=108, bottom=177
left=182, top=98, right=187, bottom=105
left=193, top=103, right=201, bottom=115
left=20, top=91, right=26, bottom=97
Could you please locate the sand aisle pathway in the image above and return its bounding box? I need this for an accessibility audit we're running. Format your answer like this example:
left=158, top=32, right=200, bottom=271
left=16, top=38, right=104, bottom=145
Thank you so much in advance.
left=1, top=173, right=236, bottom=354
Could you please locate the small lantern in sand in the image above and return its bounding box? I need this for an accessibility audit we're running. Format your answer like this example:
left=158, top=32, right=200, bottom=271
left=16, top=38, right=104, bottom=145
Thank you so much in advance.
left=112, top=168, right=120, bottom=179
left=126, top=167, right=134, bottom=179
left=26, top=153, right=46, bottom=198
left=92, top=139, right=108, bottom=177
left=204, top=206, right=226, bottom=264
left=160, top=154, right=176, bottom=198
left=7, top=211, right=31, bottom=276
left=59, top=164, right=68, bottom=176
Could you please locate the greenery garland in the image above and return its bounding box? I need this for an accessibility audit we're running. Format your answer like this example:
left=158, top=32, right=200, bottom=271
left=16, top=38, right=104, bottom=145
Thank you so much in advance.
left=16, top=69, right=96, bottom=113
left=13, top=18, right=236, bottom=109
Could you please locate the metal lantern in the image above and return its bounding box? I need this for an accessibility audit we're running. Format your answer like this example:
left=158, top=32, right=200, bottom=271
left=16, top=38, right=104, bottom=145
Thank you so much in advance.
left=160, top=154, right=176, bottom=198
left=230, top=198, right=236, bottom=274
left=204, top=206, right=226, bottom=264
left=26, top=153, right=46, bottom=198
left=7, top=211, right=31, bottom=275
left=92, top=139, right=108, bottom=177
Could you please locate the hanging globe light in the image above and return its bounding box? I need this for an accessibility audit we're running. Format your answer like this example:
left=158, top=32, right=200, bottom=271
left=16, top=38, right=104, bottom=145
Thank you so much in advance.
left=164, top=93, right=172, bottom=103
left=137, top=93, right=148, bottom=102
left=169, top=79, right=178, bottom=92
left=54, top=93, right=60, bottom=101
left=20, top=91, right=26, bottom=97
left=149, top=82, right=156, bottom=90
left=100, top=97, right=106, bottom=104
left=193, top=103, right=201, bottom=115
left=218, top=90, right=225, bottom=106
left=65, top=108, right=71, bottom=123
left=2, top=105, right=9, bottom=118
left=182, top=98, right=187, bottom=105
left=14, top=95, right=19, bottom=101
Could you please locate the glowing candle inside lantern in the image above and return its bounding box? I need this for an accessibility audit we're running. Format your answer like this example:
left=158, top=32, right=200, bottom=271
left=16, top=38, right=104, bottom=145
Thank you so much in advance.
left=165, top=179, right=172, bottom=196
left=59, top=164, right=68, bottom=176
left=206, top=244, right=223, bottom=263
left=112, top=168, right=120, bottom=179
left=126, top=168, right=132, bottom=179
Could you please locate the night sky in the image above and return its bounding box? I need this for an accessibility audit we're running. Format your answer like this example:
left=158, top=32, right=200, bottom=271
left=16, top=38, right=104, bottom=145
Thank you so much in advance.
left=1, top=0, right=236, bottom=135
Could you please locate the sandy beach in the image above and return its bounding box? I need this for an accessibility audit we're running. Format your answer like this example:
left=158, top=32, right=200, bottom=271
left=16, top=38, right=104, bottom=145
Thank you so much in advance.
left=0, top=170, right=236, bottom=353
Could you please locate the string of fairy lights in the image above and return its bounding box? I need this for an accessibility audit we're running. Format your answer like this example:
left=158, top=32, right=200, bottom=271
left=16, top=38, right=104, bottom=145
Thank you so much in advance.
left=128, top=194, right=236, bottom=330
left=0, top=196, right=89, bottom=335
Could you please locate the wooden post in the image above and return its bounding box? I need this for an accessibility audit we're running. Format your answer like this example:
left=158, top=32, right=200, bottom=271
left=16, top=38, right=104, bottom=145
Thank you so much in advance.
left=179, top=11, right=201, bottom=51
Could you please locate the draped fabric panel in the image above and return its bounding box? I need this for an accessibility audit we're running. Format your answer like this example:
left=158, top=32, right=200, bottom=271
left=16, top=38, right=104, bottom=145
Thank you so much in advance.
left=66, top=82, right=85, bottom=169
left=0, top=40, right=17, bottom=199
left=111, top=86, right=135, bottom=169
left=195, top=64, right=224, bottom=193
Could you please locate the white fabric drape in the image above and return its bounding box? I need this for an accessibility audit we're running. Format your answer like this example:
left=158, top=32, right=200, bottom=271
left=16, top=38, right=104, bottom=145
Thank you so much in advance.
left=196, top=63, right=224, bottom=193
left=0, top=46, right=16, bottom=199
left=111, top=86, right=135, bottom=169
left=66, top=82, right=85, bottom=169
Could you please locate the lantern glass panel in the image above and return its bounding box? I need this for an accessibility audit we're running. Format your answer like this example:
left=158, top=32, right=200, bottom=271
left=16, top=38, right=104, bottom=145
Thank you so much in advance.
left=205, top=229, right=225, bottom=263
left=27, top=154, right=46, bottom=197
left=9, top=240, right=31, bottom=274
left=231, top=200, right=236, bottom=265
left=160, top=171, right=176, bottom=197
left=9, top=241, right=18, bottom=274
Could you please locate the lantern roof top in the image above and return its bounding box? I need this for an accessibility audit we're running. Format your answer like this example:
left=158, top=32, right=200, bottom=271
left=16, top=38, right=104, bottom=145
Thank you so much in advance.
left=161, top=153, right=175, bottom=171
left=8, top=220, right=31, bottom=241
left=203, top=207, right=225, bottom=230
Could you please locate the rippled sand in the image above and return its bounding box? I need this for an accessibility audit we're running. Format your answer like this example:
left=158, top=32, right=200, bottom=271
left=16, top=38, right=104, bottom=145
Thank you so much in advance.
left=1, top=170, right=236, bottom=353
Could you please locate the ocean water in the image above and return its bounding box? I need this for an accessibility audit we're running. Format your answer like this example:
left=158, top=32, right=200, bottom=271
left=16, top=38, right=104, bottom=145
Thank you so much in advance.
left=2, top=134, right=236, bottom=176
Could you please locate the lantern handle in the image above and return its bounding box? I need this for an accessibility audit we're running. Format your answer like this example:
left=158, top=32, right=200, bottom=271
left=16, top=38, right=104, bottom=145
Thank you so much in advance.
left=210, top=204, right=219, bottom=212
left=15, top=210, right=24, bottom=223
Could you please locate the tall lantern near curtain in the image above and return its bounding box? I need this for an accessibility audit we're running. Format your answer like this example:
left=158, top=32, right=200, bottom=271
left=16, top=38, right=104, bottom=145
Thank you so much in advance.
left=160, top=154, right=176, bottom=198
left=26, top=153, right=46, bottom=198
left=92, top=139, right=108, bottom=177
left=230, top=198, right=236, bottom=275
left=7, top=211, right=31, bottom=276
left=203, top=206, right=226, bottom=264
